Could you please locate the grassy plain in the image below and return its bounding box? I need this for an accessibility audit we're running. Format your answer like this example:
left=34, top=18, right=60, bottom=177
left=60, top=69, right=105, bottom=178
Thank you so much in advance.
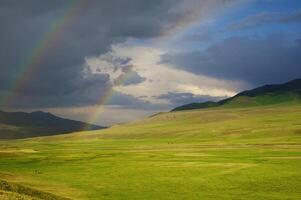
left=0, top=104, right=300, bottom=199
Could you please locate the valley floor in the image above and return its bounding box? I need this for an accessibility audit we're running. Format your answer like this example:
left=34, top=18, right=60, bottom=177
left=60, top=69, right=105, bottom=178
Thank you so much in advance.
left=0, top=104, right=300, bottom=199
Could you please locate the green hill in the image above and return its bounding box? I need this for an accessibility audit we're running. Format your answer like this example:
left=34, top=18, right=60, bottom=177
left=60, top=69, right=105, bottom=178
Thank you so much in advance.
left=0, top=111, right=105, bottom=139
left=0, top=103, right=300, bottom=199
left=172, top=78, right=301, bottom=111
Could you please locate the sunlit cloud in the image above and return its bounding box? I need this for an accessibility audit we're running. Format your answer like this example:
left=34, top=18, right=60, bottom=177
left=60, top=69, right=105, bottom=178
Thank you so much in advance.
left=86, top=43, right=243, bottom=106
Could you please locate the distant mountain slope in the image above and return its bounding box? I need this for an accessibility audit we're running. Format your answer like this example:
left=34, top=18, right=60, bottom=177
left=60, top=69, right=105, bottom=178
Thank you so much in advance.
left=171, top=101, right=219, bottom=112
left=0, top=111, right=105, bottom=139
left=172, top=78, right=301, bottom=112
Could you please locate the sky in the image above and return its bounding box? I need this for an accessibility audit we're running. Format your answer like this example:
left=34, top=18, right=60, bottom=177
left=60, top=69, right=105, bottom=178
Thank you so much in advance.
left=0, top=0, right=301, bottom=126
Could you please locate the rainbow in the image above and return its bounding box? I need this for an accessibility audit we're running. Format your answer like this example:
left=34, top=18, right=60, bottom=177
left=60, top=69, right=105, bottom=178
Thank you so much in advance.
left=0, top=0, right=159, bottom=130
left=81, top=89, right=115, bottom=130
left=82, top=69, right=139, bottom=130
left=0, top=0, right=136, bottom=130
left=0, top=0, right=87, bottom=108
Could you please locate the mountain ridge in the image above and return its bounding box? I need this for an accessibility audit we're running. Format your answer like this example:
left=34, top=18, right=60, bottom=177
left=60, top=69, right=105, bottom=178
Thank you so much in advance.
left=172, top=78, right=301, bottom=112
left=0, top=110, right=105, bottom=139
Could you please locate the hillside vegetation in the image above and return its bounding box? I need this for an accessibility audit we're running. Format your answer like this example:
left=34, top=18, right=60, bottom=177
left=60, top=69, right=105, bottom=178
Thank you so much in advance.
left=0, top=103, right=300, bottom=199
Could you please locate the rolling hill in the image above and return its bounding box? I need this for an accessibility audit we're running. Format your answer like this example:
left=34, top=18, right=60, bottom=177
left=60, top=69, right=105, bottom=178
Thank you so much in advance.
left=172, top=78, right=301, bottom=111
left=0, top=110, right=105, bottom=139
left=0, top=103, right=300, bottom=199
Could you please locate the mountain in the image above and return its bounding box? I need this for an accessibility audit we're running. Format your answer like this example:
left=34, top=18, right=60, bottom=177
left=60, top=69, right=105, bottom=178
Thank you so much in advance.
left=0, top=111, right=105, bottom=139
left=172, top=78, right=301, bottom=112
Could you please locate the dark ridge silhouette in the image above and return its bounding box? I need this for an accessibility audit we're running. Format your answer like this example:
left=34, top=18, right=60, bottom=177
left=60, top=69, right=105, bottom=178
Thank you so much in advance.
left=172, top=78, right=301, bottom=112
left=0, top=111, right=105, bottom=139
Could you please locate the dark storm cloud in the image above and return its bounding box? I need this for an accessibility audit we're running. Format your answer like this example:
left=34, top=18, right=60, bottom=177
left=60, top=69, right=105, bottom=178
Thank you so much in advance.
left=155, top=92, right=222, bottom=106
left=1, top=72, right=112, bottom=108
left=228, top=9, right=301, bottom=30
left=162, top=36, right=301, bottom=86
left=0, top=0, right=235, bottom=109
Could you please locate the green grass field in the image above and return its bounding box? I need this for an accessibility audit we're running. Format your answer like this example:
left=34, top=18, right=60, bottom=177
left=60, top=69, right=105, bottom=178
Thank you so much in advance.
left=0, top=104, right=301, bottom=199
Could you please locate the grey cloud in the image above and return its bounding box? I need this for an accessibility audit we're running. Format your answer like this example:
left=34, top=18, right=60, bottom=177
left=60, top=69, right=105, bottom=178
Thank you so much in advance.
left=114, top=64, right=146, bottom=86
left=1, top=72, right=112, bottom=108
left=114, top=70, right=146, bottom=86
left=228, top=9, right=301, bottom=30
left=162, top=36, right=301, bottom=86
left=156, top=92, right=222, bottom=106
left=0, top=0, right=235, bottom=109
left=108, top=92, right=152, bottom=108
left=94, top=55, right=146, bottom=86
left=182, top=32, right=213, bottom=42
